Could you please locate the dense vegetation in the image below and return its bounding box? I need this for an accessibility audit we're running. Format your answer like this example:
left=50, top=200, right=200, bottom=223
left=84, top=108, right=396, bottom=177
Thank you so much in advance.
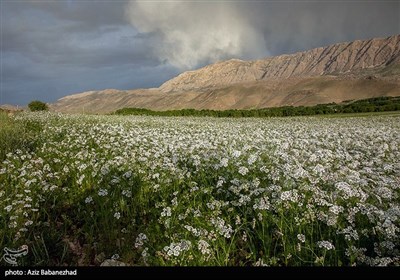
left=28, top=100, right=49, bottom=112
left=114, top=96, right=400, bottom=117
left=0, top=110, right=42, bottom=162
left=1, top=112, right=399, bottom=266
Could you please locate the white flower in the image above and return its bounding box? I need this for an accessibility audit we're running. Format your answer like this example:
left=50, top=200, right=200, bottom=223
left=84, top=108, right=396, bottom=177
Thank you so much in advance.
left=248, top=154, right=258, bottom=165
left=78, top=163, right=87, bottom=172
left=297, top=234, right=305, bottom=243
left=122, top=189, right=132, bottom=198
left=101, top=166, right=109, bottom=175
left=335, top=182, right=359, bottom=199
left=161, top=207, right=171, bottom=217
left=254, top=258, right=268, bottom=266
left=123, top=171, right=132, bottom=178
left=232, top=150, right=241, bottom=158
left=114, top=212, right=121, bottom=220
left=98, top=189, right=108, bottom=196
left=141, top=247, right=149, bottom=259
left=163, top=240, right=191, bottom=257
left=110, top=177, right=120, bottom=184
left=329, top=205, right=343, bottom=215
left=253, top=197, right=270, bottom=210
left=220, top=158, right=229, bottom=167
left=317, top=240, right=335, bottom=250
left=85, top=196, right=93, bottom=204
left=135, top=233, right=148, bottom=248
left=238, top=166, right=249, bottom=176
left=211, top=217, right=233, bottom=238
left=235, top=215, right=241, bottom=225
left=198, top=240, right=211, bottom=255
left=77, top=174, right=85, bottom=185
left=280, top=190, right=299, bottom=203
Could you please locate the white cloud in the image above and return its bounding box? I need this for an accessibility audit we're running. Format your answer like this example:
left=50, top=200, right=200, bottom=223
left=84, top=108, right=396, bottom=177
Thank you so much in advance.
left=125, top=1, right=269, bottom=70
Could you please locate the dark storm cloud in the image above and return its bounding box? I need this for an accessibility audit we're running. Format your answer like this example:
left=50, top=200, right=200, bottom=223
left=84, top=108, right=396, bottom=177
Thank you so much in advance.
left=2, top=2, right=160, bottom=67
left=1, top=0, right=170, bottom=106
left=241, top=1, right=400, bottom=55
left=1, top=0, right=399, bottom=106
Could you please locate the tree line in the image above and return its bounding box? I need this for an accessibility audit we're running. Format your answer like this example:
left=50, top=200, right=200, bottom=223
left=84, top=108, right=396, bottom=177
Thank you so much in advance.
left=114, top=96, right=400, bottom=117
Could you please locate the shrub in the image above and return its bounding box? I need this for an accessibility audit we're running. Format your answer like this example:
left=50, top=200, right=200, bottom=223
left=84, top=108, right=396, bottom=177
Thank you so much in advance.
left=28, top=100, right=48, bottom=111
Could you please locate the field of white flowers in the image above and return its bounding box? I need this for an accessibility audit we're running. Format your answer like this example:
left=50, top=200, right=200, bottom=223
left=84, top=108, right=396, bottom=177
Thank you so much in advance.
left=1, top=112, right=399, bottom=266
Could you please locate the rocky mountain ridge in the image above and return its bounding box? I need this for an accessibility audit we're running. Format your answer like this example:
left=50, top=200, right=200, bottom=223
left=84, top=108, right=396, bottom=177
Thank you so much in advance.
left=159, top=35, right=400, bottom=92
left=52, top=34, right=400, bottom=114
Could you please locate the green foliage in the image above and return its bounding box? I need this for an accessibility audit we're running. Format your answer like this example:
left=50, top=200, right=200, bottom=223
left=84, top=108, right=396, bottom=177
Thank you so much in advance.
left=114, top=96, right=400, bottom=117
left=28, top=100, right=48, bottom=112
left=0, top=111, right=42, bottom=162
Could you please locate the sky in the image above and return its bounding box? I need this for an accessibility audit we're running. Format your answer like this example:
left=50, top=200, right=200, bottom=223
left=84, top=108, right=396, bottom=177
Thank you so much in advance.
left=1, top=0, right=399, bottom=106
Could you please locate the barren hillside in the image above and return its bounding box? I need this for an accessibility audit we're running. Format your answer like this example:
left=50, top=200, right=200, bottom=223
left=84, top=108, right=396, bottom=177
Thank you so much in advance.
left=52, top=35, right=400, bottom=114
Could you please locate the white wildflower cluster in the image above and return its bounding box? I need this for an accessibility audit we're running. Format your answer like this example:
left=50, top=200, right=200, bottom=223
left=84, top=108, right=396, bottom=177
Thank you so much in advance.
left=337, top=226, right=359, bottom=241
left=335, top=182, right=360, bottom=199
left=253, top=258, right=268, bottom=266
left=161, top=207, right=172, bottom=217
left=297, top=234, right=306, bottom=243
left=123, top=171, right=132, bottom=179
left=98, top=189, right=108, bottom=197
left=253, top=197, right=270, bottom=210
left=220, top=158, right=229, bottom=167
left=163, top=240, right=192, bottom=257
left=135, top=233, right=148, bottom=248
left=184, top=225, right=204, bottom=237
left=345, top=246, right=367, bottom=262
left=238, top=166, right=249, bottom=176
left=329, top=205, right=344, bottom=215
left=121, top=189, right=132, bottom=198
left=317, top=240, right=335, bottom=251
left=211, top=217, right=233, bottom=238
left=197, top=240, right=211, bottom=256
left=141, top=247, right=149, bottom=262
left=248, top=154, right=258, bottom=165
left=280, top=190, right=300, bottom=203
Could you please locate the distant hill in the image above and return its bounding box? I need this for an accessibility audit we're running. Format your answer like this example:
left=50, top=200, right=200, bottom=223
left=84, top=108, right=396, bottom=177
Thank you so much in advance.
left=0, top=104, right=24, bottom=112
left=52, top=34, right=400, bottom=114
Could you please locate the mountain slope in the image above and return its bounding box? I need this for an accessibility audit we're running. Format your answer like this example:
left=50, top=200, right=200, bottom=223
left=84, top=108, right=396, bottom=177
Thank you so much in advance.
left=159, top=35, right=400, bottom=92
left=52, top=35, right=400, bottom=114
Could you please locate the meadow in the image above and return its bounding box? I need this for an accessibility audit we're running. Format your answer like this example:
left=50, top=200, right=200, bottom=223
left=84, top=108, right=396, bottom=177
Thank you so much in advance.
left=0, top=111, right=399, bottom=266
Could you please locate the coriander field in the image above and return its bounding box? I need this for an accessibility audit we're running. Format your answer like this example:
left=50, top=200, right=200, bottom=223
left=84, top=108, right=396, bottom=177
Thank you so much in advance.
left=1, top=112, right=399, bottom=266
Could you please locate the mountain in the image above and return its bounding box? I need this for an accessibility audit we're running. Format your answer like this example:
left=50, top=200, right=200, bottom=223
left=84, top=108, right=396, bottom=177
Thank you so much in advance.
left=52, top=35, right=400, bottom=114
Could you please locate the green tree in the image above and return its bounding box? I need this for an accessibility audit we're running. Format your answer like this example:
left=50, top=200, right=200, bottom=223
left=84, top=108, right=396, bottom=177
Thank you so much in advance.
left=28, top=100, right=48, bottom=111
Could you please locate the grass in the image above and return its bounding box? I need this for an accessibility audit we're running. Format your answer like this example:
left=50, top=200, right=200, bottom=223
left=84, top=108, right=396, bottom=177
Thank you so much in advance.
left=0, top=111, right=42, bottom=162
